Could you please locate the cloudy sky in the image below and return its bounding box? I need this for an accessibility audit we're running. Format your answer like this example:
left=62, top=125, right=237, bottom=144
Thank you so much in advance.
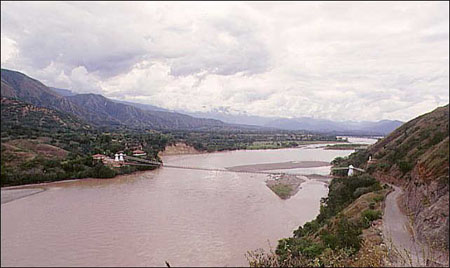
left=1, top=1, right=448, bottom=122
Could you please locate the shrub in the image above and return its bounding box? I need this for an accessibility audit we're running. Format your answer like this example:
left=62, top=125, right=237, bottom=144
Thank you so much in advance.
left=361, top=209, right=382, bottom=221
left=353, top=186, right=372, bottom=198
left=360, top=209, right=382, bottom=228
left=320, top=231, right=338, bottom=249
left=376, top=162, right=391, bottom=171
left=336, top=216, right=362, bottom=251
left=397, top=160, right=413, bottom=174
left=88, top=163, right=116, bottom=178
left=372, top=195, right=384, bottom=202
left=302, top=243, right=325, bottom=258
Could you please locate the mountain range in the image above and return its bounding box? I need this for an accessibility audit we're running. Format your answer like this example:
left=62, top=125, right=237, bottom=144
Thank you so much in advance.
left=182, top=110, right=403, bottom=135
left=1, top=68, right=402, bottom=135
left=1, top=69, right=233, bottom=131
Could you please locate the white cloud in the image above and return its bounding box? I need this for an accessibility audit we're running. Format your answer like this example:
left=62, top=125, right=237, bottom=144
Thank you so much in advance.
left=1, top=1, right=448, bottom=122
left=0, top=34, right=18, bottom=64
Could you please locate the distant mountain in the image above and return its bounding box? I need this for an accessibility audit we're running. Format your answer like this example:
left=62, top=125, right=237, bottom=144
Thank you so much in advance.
left=0, top=68, right=239, bottom=131
left=1, top=68, right=403, bottom=134
left=49, top=87, right=76, bottom=97
left=1, top=69, right=82, bottom=114
left=109, top=99, right=169, bottom=112
left=48, top=86, right=169, bottom=112
left=183, top=110, right=403, bottom=135
left=264, top=117, right=403, bottom=135
left=66, top=93, right=229, bottom=129
left=183, top=110, right=275, bottom=126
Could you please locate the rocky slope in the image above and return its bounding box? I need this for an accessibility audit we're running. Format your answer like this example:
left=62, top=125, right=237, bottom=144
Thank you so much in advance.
left=361, top=104, right=449, bottom=251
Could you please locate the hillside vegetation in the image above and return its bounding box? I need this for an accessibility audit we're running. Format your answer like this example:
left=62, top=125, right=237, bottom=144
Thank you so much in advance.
left=247, top=174, right=391, bottom=267
left=333, top=104, right=449, bottom=253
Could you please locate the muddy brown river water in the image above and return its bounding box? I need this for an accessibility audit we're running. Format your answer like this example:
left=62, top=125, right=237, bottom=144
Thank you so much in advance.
left=1, top=142, right=371, bottom=267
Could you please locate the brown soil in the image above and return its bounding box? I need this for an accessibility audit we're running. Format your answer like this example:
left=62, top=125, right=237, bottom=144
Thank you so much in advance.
left=158, top=143, right=202, bottom=157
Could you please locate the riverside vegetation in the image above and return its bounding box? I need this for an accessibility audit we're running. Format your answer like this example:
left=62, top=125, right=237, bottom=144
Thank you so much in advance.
left=247, top=172, right=391, bottom=267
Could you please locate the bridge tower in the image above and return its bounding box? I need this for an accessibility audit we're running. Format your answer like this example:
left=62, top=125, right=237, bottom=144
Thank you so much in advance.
left=348, top=165, right=354, bottom=176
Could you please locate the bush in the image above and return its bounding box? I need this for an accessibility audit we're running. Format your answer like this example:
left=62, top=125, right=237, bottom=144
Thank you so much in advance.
left=88, top=163, right=116, bottom=178
left=320, top=231, right=338, bottom=249
left=397, top=160, right=413, bottom=174
left=353, top=186, right=373, bottom=198
left=376, top=162, right=391, bottom=171
left=360, top=209, right=382, bottom=228
left=302, top=243, right=325, bottom=258
left=294, top=220, right=320, bottom=238
left=361, top=209, right=382, bottom=222
left=372, top=195, right=384, bottom=202
left=336, top=216, right=362, bottom=251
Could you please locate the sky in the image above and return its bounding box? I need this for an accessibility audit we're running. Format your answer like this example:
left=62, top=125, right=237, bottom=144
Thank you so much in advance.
left=1, top=1, right=449, bottom=122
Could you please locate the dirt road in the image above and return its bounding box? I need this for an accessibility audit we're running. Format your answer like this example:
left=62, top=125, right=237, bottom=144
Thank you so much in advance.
left=383, top=184, right=426, bottom=266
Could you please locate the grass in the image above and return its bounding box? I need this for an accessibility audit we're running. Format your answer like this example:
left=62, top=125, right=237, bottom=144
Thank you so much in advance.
left=269, top=184, right=293, bottom=199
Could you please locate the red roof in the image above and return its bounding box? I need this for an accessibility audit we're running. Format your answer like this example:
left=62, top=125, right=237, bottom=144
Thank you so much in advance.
left=133, top=150, right=146, bottom=154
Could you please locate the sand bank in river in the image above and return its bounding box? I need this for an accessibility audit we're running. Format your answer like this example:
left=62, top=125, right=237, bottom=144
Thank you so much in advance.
left=1, top=188, right=46, bottom=204
left=266, top=174, right=306, bottom=199
left=227, top=161, right=330, bottom=172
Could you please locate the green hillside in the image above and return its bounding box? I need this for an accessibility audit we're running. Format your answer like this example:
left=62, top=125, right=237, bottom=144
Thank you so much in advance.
left=334, top=104, right=449, bottom=251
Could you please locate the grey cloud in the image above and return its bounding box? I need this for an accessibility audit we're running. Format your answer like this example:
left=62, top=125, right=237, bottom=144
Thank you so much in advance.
left=1, top=1, right=448, bottom=122
left=1, top=2, right=149, bottom=78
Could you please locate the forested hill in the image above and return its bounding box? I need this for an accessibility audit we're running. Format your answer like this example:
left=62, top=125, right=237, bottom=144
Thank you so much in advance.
left=0, top=68, right=237, bottom=131
left=336, top=104, right=449, bottom=251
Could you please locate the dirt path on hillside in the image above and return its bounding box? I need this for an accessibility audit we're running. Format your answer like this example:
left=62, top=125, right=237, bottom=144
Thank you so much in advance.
left=383, top=184, right=426, bottom=266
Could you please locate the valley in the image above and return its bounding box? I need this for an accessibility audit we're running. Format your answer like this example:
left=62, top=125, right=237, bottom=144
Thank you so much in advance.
left=1, top=68, right=448, bottom=267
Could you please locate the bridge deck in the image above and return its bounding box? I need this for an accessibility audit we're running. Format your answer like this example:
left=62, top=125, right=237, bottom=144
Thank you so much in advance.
left=124, top=155, right=365, bottom=175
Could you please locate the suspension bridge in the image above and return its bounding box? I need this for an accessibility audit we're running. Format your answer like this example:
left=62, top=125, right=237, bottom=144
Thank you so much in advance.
left=124, top=155, right=365, bottom=176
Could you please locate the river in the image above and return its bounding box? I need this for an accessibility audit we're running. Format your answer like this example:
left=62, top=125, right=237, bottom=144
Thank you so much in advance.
left=1, top=139, right=375, bottom=267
